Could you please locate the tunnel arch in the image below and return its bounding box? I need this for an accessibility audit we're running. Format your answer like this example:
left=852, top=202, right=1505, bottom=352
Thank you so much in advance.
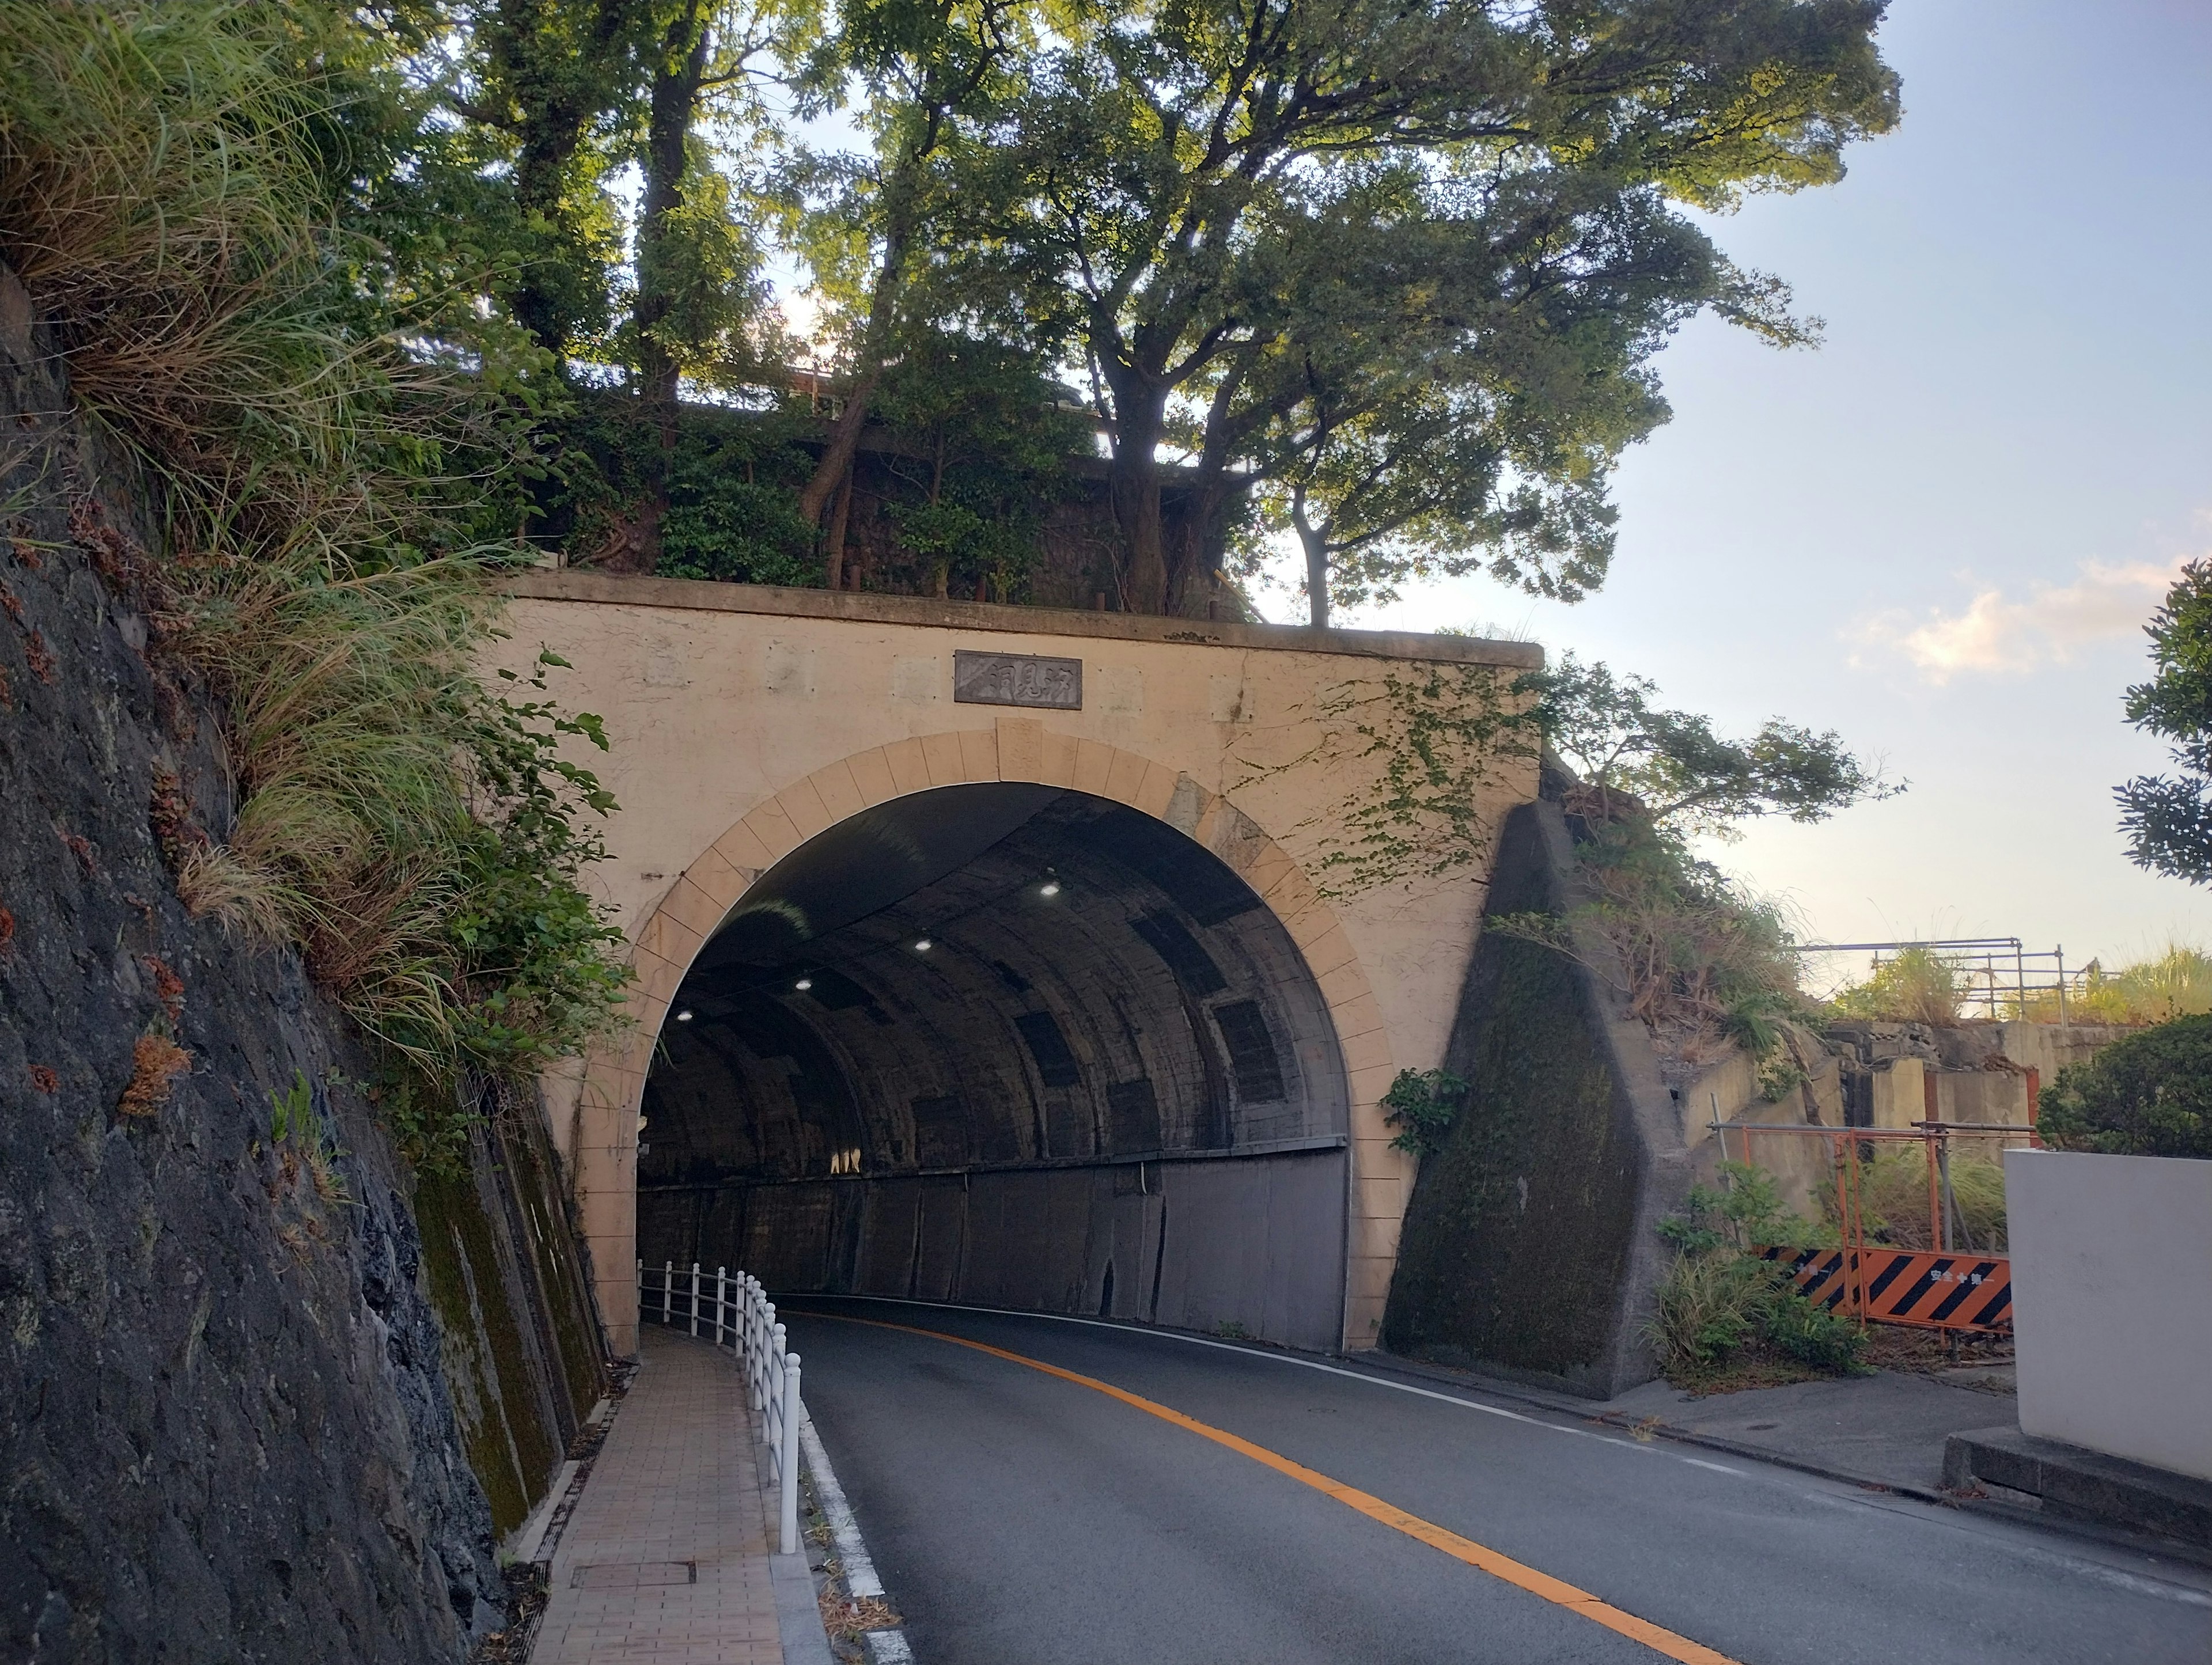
left=573, top=723, right=1397, bottom=1353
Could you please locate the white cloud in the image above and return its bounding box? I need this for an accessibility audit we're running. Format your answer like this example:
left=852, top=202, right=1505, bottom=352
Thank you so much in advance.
left=1851, top=556, right=2190, bottom=684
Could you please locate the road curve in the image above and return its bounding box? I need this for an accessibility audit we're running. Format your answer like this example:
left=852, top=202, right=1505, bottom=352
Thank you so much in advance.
left=785, top=1298, right=2212, bottom=1665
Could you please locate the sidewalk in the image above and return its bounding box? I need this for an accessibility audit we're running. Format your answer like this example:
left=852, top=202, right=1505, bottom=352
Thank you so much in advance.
left=1351, top=1349, right=2016, bottom=1503
left=530, top=1326, right=788, bottom=1664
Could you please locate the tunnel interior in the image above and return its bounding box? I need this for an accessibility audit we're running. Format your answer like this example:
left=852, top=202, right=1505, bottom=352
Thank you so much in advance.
left=636, top=784, right=1351, bottom=1349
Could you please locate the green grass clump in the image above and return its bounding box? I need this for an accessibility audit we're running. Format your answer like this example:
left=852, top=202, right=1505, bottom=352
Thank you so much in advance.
left=1, top=1, right=625, bottom=1145
left=1830, top=946, right=1961, bottom=1026
left=1649, top=1164, right=1868, bottom=1382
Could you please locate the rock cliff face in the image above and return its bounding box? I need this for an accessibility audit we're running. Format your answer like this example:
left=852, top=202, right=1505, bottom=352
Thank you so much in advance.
left=0, top=273, right=604, bottom=1660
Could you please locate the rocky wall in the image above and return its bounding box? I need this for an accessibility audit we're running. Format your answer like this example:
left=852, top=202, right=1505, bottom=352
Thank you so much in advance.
left=0, top=268, right=603, bottom=1660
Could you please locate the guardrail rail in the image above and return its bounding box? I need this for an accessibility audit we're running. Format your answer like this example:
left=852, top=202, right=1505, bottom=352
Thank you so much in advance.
left=638, top=1259, right=803, bottom=1554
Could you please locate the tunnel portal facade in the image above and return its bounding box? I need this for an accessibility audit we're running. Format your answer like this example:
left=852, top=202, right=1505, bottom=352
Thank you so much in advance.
left=639, top=785, right=1353, bottom=1350
left=498, top=571, right=1542, bottom=1353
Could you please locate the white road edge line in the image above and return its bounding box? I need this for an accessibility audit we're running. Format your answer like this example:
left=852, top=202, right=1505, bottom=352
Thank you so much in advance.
left=804, top=1295, right=1698, bottom=1459
left=801, top=1302, right=2212, bottom=1614
left=800, top=1406, right=914, bottom=1664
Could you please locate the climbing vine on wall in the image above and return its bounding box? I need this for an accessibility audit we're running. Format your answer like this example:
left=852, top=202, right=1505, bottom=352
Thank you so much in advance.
left=1236, top=660, right=1538, bottom=898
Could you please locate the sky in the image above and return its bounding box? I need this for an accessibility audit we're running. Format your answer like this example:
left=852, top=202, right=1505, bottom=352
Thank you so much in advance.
left=1253, top=1, right=2212, bottom=978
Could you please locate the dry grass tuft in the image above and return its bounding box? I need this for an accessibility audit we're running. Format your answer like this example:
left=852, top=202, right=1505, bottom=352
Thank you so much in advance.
left=175, top=841, right=292, bottom=945
left=116, top=1031, right=191, bottom=1116
left=819, top=1592, right=901, bottom=1640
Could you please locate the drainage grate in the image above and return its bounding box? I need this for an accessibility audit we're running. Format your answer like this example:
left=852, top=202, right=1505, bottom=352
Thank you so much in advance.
left=570, top=1562, right=697, bottom=1589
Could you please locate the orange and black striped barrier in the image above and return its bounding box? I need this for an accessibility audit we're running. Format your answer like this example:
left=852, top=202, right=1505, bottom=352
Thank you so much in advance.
left=1758, top=1245, right=2012, bottom=1334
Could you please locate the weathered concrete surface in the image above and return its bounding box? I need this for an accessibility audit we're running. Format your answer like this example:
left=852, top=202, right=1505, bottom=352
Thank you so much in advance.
left=2007, top=1149, right=2212, bottom=1482
left=1946, top=1425, right=2212, bottom=1554
left=495, top=568, right=1543, bottom=1352
left=1381, top=799, right=1690, bottom=1398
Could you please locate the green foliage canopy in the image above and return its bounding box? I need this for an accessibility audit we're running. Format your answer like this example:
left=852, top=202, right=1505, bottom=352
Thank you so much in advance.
left=2118, top=560, right=2212, bottom=884
left=1524, top=653, right=1902, bottom=839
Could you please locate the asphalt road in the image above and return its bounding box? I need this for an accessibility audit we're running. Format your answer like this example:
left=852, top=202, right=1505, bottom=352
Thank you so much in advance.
left=785, top=1298, right=2212, bottom=1665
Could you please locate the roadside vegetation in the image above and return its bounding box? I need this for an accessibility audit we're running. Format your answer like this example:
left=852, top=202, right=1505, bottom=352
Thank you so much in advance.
left=1491, top=655, right=1897, bottom=1077
left=1646, top=1163, right=1868, bottom=1388
left=0, top=2, right=629, bottom=1165
left=2041, top=1015, right=2212, bottom=1159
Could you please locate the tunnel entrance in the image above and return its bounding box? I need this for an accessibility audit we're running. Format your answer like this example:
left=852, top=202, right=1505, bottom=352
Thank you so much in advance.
left=636, top=784, right=1351, bottom=1351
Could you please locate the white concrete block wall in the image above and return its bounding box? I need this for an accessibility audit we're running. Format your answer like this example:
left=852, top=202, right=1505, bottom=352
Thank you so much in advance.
left=2006, top=1148, right=2212, bottom=1482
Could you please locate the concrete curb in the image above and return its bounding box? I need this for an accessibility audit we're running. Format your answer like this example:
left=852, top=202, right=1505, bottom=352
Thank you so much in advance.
left=770, top=1546, right=836, bottom=1665
left=755, top=1419, right=835, bottom=1665
left=1945, top=1425, right=2212, bottom=1559
left=801, top=1409, right=912, bottom=1664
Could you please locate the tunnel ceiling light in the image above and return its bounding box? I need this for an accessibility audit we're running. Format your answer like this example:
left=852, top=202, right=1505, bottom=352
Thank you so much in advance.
left=1039, top=881, right=1061, bottom=898
left=794, top=977, right=813, bottom=991
left=913, top=938, right=933, bottom=952
left=674, top=1008, right=693, bottom=1022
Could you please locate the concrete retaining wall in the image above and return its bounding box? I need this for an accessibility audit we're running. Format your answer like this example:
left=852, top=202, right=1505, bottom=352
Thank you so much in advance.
left=2006, top=1149, right=2212, bottom=1483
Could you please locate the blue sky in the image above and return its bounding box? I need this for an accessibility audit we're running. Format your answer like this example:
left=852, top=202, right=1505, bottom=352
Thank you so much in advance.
left=1278, top=1, right=2212, bottom=976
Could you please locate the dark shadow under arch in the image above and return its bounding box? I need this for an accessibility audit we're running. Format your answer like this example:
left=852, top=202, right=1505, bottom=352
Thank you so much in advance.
left=636, top=784, right=1350, bottom=1350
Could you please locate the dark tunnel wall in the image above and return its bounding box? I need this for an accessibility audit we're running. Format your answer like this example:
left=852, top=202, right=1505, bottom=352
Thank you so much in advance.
left=635, top=787, right=1351, bottom=1350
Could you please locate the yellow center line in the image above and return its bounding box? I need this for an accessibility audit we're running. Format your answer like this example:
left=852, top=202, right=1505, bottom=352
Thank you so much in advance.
left=804, top=1312, right=1741, bottom=1665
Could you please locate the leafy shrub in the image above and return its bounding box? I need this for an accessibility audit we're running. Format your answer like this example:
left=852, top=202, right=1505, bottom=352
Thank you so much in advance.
left=2040, top=1015, right=2212, bottom=1158
left=1759, top=1284, right=1868, bottom=1373
left=1658, top=1162, right=1823, bottom=1253
left=1381, top=1067, right=1468, bottom=1157
left=1646, top=1249, right=1868, bottom=1379
left=656, top=414, right=820, bottom=586
left=1651, top=1166, right=1868, bottom=1380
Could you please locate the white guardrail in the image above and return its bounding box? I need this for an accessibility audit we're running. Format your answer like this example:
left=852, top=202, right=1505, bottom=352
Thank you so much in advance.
left=638, top=1259, right=802, bottom=1554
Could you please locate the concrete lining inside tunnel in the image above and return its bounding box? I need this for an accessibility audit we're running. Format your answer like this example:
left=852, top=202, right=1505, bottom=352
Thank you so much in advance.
left=636, top=784, right=1351, bottom=1351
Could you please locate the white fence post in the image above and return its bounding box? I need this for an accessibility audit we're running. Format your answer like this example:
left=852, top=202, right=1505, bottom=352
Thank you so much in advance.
left=768, top=1321, right=786, bottom=1447
left=632, top=1262, right=809, bottom=1557
left=779, top=1352, right=802, bottom=1555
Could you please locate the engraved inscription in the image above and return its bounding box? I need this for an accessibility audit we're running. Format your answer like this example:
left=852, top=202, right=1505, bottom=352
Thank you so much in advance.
left=952, top=650, right=1082, bottom=710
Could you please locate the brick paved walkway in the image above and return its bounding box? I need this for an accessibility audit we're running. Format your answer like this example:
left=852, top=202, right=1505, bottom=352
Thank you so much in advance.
left=531, top=1327, right=785, bottom=1663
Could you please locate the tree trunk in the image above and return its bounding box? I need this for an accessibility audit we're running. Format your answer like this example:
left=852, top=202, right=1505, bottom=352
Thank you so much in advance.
left=1291, top=489, right=1329, bottom=628
left=625, top=1, right=712, bottom=573
left=794, top=157, right=923, bottom=526
left=797, top=365, right=884, bottom=526
left=1104, top=379, right=1170, bottom=612
left=821, top=460, right=854, bottom=587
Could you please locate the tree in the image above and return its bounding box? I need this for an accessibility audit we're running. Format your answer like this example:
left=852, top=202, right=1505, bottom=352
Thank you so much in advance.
left=1525, top=654, right=1902, bottom=837
left=1240, top=168, right=1660, bottom=625
left=784, top=0, right=1035, bottom=557
left=450, top=0, right=662, bottom=363
left=2118, top=560, right=2212, bottom=883
left=613, top=0, right=785, bottom=566
left=976, top=0, right=1900, bottom=614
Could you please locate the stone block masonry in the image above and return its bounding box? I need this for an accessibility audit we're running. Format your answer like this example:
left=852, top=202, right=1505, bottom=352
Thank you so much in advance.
left=0, top=263, right=601, bottom=1660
